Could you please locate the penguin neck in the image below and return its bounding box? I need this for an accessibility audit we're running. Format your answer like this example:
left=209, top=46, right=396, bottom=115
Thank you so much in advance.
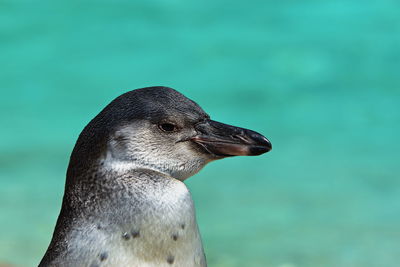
left=100, top=150, right=171, bottom=178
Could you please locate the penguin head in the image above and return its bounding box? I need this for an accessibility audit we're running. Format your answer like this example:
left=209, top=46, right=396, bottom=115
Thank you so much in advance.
left=71, top=87, right=271, bottom=181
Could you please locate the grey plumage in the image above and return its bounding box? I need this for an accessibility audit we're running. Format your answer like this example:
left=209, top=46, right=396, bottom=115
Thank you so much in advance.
left=40, top=86, right=271, bottom=267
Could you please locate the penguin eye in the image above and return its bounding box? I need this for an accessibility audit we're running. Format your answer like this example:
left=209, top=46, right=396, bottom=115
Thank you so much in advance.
left=159, top=123, right=177, bottom=132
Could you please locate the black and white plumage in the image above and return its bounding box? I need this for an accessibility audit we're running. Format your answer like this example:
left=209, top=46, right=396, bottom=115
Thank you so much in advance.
left=40, top=87, right=271, bottom=267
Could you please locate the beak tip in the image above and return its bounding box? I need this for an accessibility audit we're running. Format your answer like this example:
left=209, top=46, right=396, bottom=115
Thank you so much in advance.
left=253, top=135, right=272, bottom=155
left=250, top=143, right=272, bottom=156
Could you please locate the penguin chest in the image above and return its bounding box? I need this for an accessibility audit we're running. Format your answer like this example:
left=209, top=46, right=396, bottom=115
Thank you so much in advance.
left=101, top=180, right=206, bottom=267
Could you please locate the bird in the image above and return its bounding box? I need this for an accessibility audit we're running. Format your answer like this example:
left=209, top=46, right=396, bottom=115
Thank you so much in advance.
left=39, top=86, right=272, bottom=267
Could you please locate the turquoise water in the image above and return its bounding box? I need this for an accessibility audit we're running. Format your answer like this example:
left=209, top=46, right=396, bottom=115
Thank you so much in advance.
left=1, top=1, right=399, bottom=266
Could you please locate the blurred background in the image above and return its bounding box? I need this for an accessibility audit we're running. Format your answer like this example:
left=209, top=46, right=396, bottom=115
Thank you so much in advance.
left=1, top=0, right=399, bottom=266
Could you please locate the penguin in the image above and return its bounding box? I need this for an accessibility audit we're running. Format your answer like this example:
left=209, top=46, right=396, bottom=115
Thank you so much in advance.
left=39, top=86, right=271, bottom=267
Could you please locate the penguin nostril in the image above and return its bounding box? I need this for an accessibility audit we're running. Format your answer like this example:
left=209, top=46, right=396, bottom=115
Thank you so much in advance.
left=232, top=134, right=250, bottom=143
left=231, top=135, right=242, bottom=141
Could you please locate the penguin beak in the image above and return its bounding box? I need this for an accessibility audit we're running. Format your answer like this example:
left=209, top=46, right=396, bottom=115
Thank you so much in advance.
left=191, top=119, right=272, bottom=157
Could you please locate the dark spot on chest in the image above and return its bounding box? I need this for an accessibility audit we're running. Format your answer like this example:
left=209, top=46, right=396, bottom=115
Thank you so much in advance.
left=167, top=255, right=175, bottom=264
left=180, top=223, right=185, bottom=230
left=131, top=230, right=140, bottom=238
left=99, top=252, right=108, bottom=261
left=122, top=232, right=130, bottom=240
left=172, top=234, right=178, bottom=241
